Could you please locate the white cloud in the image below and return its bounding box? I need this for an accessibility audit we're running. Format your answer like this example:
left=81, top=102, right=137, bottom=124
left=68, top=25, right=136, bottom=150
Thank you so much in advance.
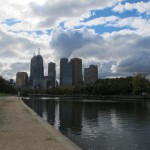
left=113, top=1, right=150, bottom=14
left=0, top=0, right=149, bottom=80
left=65, top=16, right=150, bottom=36
left=1, top=25, right=150, bottom=80
left=0, top=29, right=52, bottom=79
left=0, top=0, right=46, bottom=19
left=0, top=0, right=123, bottom=32
left=29, top=0, right=122, bottom=28
left=64, top=16, right=119, bottom=28
left=107, top=17, right=150, bottom=36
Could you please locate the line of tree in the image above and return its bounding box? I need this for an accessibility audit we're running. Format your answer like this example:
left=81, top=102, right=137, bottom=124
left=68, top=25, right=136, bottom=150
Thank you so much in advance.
left=21, top=74, right=150, bottom=97
left=0, top=76, right=16, bottom=94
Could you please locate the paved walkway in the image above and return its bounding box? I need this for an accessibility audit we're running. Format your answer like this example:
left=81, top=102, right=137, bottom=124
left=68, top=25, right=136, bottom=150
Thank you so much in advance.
left=0, top=96, right=82, bottom=150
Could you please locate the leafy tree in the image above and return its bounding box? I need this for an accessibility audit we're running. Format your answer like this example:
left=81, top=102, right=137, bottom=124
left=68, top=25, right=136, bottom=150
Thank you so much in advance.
left=132, top=74, right=150, bottom=95
left=0, top=76, right=16, bottom=94
left=21, top=76, right=150, bottom=96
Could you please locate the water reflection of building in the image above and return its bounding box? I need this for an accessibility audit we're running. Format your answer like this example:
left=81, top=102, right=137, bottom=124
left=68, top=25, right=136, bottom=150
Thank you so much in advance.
left=59, top=100, right=82, bottom=132
left=42, top=101, right=47, bottom=121
left=46, top=99, right=61, bottom=129
left=54, top=101, right=60, bottom=130
left=29, top=99, right=43, bottom=117
left=46, top=100, right=55, bottom=125
left=82, top=102, right=99, bottom=121
left=59, top=101, right=73, bottom=130
left=71, top=102, right=82, bottom=131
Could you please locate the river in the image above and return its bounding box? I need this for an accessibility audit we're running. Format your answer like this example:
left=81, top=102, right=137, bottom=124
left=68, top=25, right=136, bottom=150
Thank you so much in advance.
left=23, top=97, right=150, bottom=150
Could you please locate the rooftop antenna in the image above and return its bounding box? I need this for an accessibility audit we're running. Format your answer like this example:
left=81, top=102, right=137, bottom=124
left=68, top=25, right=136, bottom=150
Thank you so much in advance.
left=38, top=48, right=40, bottom=55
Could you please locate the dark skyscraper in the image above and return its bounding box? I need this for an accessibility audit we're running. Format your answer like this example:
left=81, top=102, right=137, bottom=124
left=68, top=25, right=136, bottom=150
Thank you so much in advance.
left=71, top=58, right=82, bottom=85
left=30, top=50, right=44, bottom=88
left=16, top=72, right=28, bottom=88
left=84, top=65, right=98, bottom=84
left=48, top=62, right=56, bottom=88
left=60, top=58, right=72, bottom=86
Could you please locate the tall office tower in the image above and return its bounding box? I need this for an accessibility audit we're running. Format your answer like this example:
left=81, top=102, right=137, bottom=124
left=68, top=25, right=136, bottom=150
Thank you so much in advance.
left=48, top=62, right=56, bottom=88
left=84, top=65, right=98, bottom=84
left=16, top=72, right=28, bottom=88
left=60, top=58, right=72, bottom=86
left=30, top=50, right=44, bottom=89
left=71, top=58, right=82, bottom=85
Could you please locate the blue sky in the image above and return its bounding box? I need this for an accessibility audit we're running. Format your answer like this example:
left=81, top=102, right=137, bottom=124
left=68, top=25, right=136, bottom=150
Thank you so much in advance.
left=0, top=0, right=150, bottom=80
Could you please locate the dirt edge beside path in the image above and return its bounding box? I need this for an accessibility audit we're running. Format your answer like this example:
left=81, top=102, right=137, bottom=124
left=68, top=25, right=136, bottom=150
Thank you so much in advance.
left=0, top=96, right=82, bottom=150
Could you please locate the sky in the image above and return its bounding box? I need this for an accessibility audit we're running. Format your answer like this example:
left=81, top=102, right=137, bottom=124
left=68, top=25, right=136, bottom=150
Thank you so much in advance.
left=0, top=0, right=150, bottom=80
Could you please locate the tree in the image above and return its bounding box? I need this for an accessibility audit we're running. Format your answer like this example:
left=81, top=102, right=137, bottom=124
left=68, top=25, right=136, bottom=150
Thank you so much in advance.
left=0, top=76, right=16, bottom=94
left=132, top=74, right=150, bottom=95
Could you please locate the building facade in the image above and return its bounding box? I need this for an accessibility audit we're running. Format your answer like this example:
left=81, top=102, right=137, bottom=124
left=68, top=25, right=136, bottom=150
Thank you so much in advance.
left=71, top=58, right=82, bottom=85
left=30, top=52, right=44, bottom=89
left=48, top=62, right=56, bottom=88
left=84, top=65, right=98, bottom=84
left=60, top=58, right=72, bottom=86
left=16, top=72, right=28, bottom=88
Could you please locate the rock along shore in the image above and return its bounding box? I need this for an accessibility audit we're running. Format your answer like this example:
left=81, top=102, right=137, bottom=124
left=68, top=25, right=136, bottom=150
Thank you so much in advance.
left=0, top=96, right=82, bottom=150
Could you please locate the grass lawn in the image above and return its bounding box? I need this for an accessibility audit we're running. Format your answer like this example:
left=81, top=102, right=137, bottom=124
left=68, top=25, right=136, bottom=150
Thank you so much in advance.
left=0, top=93, right=13, bottom=97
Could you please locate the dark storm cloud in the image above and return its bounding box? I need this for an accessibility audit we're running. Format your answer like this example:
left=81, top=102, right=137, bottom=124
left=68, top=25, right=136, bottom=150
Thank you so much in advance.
left=50, top=28, right=100, bottom=57
left=10, top=62, right=30, bottom=71
left=0, top=62, right=30, bottom=78
left=99, top=61, right=132, bottom=78
left=50, top=27, right=150, bottom=77
left=116, top=51, right=150, bottom=74
left=135, top=36, right=150, bottom=50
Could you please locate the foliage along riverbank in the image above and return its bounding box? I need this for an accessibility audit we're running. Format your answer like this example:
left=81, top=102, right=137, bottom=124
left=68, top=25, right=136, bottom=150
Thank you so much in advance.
left=0, top=76, right=16, bottom=96
left=21, top=74, right=150, bottom=99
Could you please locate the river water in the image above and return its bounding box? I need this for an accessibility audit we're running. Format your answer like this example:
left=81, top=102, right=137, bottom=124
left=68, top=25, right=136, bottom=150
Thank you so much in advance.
left=23, top=97, right=150, bottom=150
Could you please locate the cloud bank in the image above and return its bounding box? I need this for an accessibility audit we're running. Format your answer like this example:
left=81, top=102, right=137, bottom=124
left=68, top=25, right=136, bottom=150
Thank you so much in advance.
left=0, top=0, right=149, bottom=80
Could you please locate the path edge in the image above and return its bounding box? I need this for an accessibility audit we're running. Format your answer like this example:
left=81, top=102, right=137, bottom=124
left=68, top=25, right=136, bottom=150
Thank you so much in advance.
left=20, top=98, right=82, bottom=150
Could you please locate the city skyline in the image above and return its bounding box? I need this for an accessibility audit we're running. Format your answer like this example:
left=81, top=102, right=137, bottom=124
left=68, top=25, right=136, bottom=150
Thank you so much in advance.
left=16, top=55, right=98, bottom=88
left=0, top=0, right=150, bottom=80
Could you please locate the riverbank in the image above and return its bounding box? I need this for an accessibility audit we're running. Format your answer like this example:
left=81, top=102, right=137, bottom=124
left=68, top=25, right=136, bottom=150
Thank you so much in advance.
left=26, top=94, right=149, bottom=101
left=0, top=96, right=82, bottom=150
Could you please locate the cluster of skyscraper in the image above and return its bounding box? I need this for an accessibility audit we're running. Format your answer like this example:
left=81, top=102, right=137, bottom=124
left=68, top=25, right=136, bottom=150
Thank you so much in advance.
left=60, top=58, right=83, bottom=86
left=16, top=51, right=98, bottom=89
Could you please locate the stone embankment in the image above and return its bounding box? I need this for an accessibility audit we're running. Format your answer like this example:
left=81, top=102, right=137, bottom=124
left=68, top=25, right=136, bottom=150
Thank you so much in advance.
left=0, top=96, right=82, bottom=150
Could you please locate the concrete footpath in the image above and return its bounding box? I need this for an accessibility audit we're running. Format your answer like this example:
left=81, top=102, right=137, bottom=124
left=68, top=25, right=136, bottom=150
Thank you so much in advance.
left=0, top=96, right=82, bottom=150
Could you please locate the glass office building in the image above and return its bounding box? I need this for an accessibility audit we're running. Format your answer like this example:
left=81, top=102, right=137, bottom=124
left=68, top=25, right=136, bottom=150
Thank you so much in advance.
left=30, top=54, right=44, bottom=88
left=60, top=58, right=72, bottom=86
